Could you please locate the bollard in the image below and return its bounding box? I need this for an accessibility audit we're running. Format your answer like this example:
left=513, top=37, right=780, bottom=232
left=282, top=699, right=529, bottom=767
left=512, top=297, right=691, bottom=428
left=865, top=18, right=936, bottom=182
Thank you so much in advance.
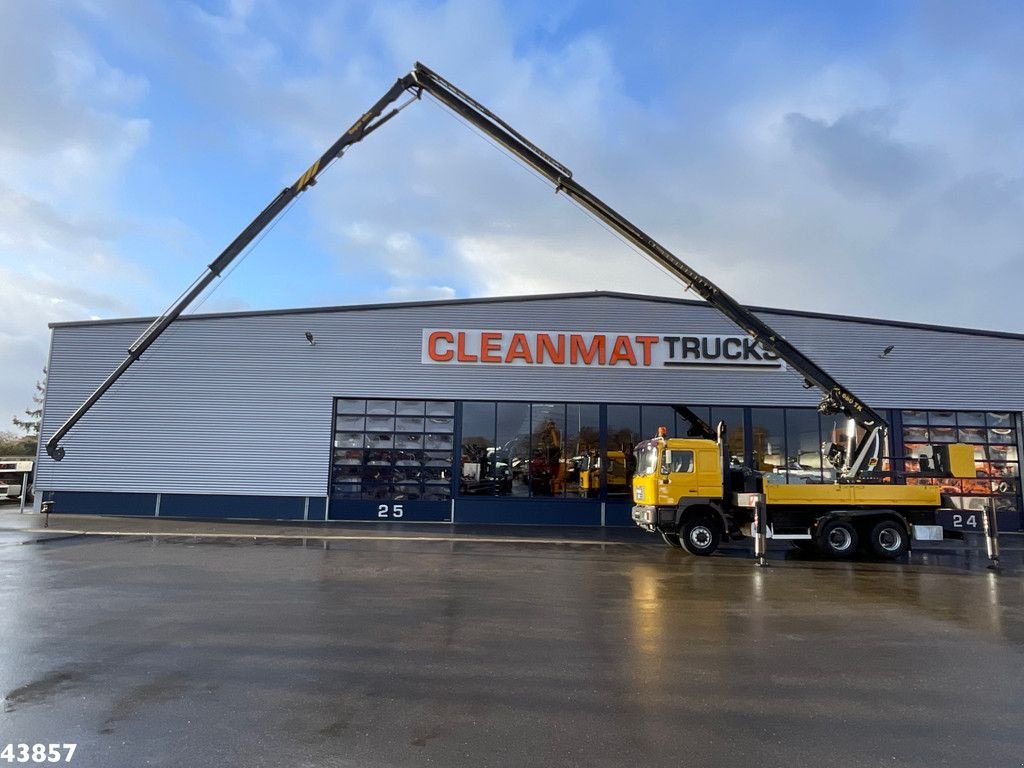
left=753, top=494, right=768, bottom=567
left=19, top=471, right=28, bottom=514
left=981, top=498, right=1000, bottom=570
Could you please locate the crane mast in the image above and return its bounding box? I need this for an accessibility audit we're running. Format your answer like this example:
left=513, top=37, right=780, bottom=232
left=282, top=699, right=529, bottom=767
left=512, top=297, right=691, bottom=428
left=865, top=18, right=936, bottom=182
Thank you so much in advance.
left=46, top=62, right=887, bottom=479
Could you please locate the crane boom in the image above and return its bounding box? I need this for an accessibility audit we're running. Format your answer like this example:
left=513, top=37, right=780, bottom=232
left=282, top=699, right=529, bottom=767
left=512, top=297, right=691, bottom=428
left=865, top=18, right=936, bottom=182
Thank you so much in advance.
left=46, top=62, right=887, bottom=478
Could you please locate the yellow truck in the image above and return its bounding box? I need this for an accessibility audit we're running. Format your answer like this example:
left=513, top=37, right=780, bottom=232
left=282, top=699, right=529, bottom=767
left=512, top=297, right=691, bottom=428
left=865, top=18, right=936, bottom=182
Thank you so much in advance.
left=578, top=452, right=629, bottom=497
left=631, top=429, right=975, bottom=558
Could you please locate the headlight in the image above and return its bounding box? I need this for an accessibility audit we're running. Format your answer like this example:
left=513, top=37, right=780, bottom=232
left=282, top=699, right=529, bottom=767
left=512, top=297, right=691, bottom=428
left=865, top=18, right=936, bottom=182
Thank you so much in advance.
left=634, top=487, right=645, bottom=500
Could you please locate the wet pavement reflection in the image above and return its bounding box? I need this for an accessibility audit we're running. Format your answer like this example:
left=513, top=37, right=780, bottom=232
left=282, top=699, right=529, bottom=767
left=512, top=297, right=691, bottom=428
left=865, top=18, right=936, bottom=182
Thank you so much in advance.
left=1, top=520, right=1022, bottom=767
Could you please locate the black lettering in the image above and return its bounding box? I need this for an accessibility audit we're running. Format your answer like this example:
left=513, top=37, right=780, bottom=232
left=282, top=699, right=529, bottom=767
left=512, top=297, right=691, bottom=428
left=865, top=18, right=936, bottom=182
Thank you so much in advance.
left=762, top=347, right=779, bottom=361
left=723, top=337, right=742, bottom=360
left=701, top=337, right=722, bottom=359
left=663, top=336, right=680, bottom=358
left=742, top=338, right=763, bottom=360
left=681, top=336, right=701, bottom=359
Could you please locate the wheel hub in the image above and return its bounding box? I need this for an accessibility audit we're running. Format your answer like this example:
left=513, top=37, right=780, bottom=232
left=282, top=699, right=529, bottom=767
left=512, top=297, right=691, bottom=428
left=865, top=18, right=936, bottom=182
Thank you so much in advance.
left=878, top=527, right=902, bottom=551
left=827, top=527, right=852, bottom=551
left=690, top=526, right=712, bottom=548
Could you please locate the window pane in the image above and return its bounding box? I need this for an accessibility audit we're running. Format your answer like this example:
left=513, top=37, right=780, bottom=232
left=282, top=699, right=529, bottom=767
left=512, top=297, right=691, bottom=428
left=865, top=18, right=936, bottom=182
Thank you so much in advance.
left=711, top=407, right=744, bottom=466
left=498, top=403, right=531, bottom=498
left=336, top=399, right=366, bottom=415
left=394, top=450, right=422, bottom=466
left=958, top=427, right=987, bottom=444
left=335, top=415, right=364, bottom=432
left=751, top=408, right=786, bottom=477
left=427, top=416, right=454, bottom=433
left=425, top=433, right=453, bottom=450
left=989, top=428, right=1015, bottom=445
left=988, top=445, right=1018, bottom=463
left=606, top=405, right=641, bottom=498
left=903, top=426, right=929, bottom=443
left=333, top=449, right=362, bottom=466
left=460, top=402, right=501, bottom=496
left=902, top=410, right=928, bottom=425
left=426, top=401, right=455, bottom=416
left=530, top=403, right=566, bottom=497
left=366, top=400, right=396, bottom=415
left=396, top=400, right=425, bottom=415
left=987, top=412, right=1012, bottom=428
left=395, top=416, right=424, bottom=432
left=366, top=416, right=395, bottom=432
left=335, top=432, right=363, bottom=449
left=785, top=409, right=824, bottom=483
left=929, top=411, right=956, bottom=426
left=395, top=433, right=423, bottom=449
left=678, top=405, right=712, bottom=438
left=565, top=404, right=600, bottom=496
left=364, top=432, right=394, bottom=448
left=641, top=405, right=677, bottom=442
left=957, top=411, right=985, bottom=427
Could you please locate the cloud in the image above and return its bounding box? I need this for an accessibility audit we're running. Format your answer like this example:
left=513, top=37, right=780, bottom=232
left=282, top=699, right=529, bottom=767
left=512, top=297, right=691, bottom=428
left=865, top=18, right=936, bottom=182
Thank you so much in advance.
left=0, top=2, right=154, bottom=426
left=784, top=108, right=936, bottom=199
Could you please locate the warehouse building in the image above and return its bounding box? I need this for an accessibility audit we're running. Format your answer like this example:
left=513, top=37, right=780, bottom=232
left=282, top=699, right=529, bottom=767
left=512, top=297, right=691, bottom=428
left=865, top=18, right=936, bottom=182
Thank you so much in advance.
left=35, top=292, right=1024, bottom=531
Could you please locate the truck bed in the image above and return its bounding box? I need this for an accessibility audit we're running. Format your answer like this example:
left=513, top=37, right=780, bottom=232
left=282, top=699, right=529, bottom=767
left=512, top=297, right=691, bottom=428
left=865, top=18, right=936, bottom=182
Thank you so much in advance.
left=763, top=482, right=940, bottom=507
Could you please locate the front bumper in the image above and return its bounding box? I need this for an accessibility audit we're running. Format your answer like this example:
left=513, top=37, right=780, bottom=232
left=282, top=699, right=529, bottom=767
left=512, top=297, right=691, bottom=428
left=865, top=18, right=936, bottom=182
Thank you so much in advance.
left=632, top=504, right=657, bottom=531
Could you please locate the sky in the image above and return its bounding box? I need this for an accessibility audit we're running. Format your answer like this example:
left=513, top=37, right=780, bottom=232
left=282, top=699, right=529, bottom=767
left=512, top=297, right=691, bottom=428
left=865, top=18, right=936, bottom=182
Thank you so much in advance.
left=2, top=0, right=1023, bottom=429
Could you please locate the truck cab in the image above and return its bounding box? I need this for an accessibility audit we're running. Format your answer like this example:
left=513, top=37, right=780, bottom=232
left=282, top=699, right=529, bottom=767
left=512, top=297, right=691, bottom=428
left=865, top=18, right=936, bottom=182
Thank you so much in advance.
left=632, top=430, right=733, bottom=554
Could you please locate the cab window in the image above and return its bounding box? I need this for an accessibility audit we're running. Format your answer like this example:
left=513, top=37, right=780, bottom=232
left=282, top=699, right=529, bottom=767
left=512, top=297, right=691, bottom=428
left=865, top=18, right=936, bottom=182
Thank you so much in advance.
left=635, top=445, right=659, bottom=477
left=662, top=449, right=694, bottom=474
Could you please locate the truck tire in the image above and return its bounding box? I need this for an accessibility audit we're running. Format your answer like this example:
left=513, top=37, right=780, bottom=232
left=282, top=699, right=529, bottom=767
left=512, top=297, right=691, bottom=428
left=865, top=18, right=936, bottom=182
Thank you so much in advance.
left=680, top=517, right=721, bottom=556
left=869, top=520, right=908, bottom=560
left=661, top=532, right=682, bottom=548
left=817, top=520, right=858, bottom=559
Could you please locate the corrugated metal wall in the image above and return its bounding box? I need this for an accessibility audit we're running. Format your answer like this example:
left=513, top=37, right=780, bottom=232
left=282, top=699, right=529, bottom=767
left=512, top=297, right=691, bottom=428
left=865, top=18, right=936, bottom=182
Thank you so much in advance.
left=36, top=293, right=1024, bottom=496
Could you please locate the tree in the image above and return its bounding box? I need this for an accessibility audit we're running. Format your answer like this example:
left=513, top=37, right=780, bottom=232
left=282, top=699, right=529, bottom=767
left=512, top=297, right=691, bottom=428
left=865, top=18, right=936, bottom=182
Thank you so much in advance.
left=0, top=430, right=36, bottom=457
left=12, top=368, right=46, bottom=436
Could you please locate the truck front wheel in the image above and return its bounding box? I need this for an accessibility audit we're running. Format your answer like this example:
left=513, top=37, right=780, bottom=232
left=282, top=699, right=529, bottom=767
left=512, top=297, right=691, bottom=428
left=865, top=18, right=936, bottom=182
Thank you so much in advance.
left=680, top=517, right=721, bottom=556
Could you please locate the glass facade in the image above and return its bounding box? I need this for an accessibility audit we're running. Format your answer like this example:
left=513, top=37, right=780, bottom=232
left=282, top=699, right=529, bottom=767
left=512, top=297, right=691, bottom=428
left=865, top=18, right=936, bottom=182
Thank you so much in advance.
left=329, top=399, right=1023, bottom=529
left=459, top=402, right=600, bottom=498
left=331, top=399, right=455, bottom=501
left=899, top=410, right=1020, bottom=522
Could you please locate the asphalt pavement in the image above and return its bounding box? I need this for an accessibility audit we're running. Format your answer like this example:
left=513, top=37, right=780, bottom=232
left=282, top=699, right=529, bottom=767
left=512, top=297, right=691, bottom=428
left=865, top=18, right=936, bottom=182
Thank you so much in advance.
left=1, top=510, right=1022, bottom=767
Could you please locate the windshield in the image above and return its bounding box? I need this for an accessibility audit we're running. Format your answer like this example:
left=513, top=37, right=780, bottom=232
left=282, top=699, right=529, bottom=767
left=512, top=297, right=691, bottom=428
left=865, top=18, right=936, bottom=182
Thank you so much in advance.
left=635, top=444, right=660, bottom=477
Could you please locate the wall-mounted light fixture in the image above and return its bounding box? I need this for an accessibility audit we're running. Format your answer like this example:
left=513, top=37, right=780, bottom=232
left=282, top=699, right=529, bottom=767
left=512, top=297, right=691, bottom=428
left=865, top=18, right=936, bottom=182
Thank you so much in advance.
left=305, top=331, right=316, bottom=346
left=878, top=344, right=895, bottom=359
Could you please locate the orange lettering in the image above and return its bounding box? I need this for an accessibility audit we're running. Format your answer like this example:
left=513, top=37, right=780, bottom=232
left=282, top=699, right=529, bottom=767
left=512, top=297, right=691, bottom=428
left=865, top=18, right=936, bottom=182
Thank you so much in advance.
left=570, top=334, right=606, bottom=365
left=536, top=333, right=565, bottom=364
left=456, top=332, right=478, bottom=362
left=634, top=335, right=659, bottom=366
left=609, top=335, right=638, bottom=366
left=428, top=331, right=454, bottom=362
left=505, top=333, right=534, bottom=364
left=480, top=332, right=502, bottom=363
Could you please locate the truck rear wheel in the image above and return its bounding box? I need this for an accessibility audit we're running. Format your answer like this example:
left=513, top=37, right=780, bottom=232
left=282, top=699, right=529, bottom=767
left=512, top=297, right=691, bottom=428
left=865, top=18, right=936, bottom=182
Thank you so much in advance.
left=817, top=520, right=858, bottom=559
left=661, top=532, right=682, bottom=548
left=869, top=520, right=908, bottom=560
left=680, top=517, right=721, bottom=556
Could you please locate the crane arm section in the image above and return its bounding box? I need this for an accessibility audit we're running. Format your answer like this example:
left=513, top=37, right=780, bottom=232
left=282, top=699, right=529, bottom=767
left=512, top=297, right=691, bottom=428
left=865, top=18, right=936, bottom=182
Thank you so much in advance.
left=408, top=63, right=888, bottom=477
